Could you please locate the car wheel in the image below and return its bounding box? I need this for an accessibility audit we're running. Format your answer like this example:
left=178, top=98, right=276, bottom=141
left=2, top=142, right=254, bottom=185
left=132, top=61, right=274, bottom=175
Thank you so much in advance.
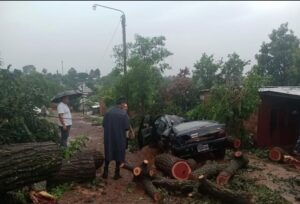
left=214, top=148, right=226, bottom=160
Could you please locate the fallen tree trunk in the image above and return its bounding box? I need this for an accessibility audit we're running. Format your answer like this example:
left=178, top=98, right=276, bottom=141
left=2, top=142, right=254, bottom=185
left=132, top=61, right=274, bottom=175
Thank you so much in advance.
left=187, top=158, right=198, bottom=170
left=0, top=142, right=62, bottom=193
left=216, top=151, right=249, bottom=186
left=90, top=150, right=104, bottom=169
left=190, top=161, right=227, bottom=180
left=155, top=153, right=192, bottom=180
left=198, top=175, right=252, bottom=204
left=152, top=178, right=196, bottom=194
left=120, top=162, right=142, bottom=176
left=47, top=151, right=96, bottom=186
left=141, top=178, right=162, bottom=202
left=121, top=160, right=162, bottom=202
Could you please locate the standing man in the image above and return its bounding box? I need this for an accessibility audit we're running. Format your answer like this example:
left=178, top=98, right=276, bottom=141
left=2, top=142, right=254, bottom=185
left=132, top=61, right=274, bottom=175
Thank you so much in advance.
left=57, top=96, right=72, bottom=147
left=121, top=103, right=135, bottom=150
left=102, top=97, right=129, bottom=180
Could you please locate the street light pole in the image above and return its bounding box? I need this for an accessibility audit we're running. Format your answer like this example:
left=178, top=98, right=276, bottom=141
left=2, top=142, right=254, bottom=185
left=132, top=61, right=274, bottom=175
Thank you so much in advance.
left=92, top=4, right=128, bottom=100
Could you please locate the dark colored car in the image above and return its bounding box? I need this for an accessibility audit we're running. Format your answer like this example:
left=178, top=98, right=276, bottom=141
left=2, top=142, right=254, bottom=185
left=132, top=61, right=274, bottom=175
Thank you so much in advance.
left=138, top=114, right=230, bottom=159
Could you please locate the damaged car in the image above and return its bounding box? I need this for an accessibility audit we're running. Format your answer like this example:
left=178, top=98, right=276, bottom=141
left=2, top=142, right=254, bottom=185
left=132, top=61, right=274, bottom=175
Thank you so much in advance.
left=138, top=114, right=237, bottom=159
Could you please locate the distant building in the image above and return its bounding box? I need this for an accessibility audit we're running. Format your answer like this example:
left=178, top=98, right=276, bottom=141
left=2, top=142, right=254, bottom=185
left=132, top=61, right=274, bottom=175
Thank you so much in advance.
left=77, top=82, right=92, bottom=96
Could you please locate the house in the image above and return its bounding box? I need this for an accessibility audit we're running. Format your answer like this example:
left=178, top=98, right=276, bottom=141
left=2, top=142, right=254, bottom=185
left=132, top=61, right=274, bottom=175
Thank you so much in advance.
left=255, top=87, right=300, bottom=149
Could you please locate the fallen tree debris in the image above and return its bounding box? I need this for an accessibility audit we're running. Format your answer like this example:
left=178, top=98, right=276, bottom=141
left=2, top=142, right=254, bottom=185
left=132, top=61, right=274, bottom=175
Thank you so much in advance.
left=47, top=151, right=99, bottom=186
left=141, top=178, right=162, bottom=202
left=190, top=161, right=227, bottom=180
left=198, top=175, right=252, bottom=204
left=29, top=190, right=57, bottom=204
left=269, top=146, right=300, bottom=170
left=216, top=151, right=249, bottom=186
left=152, top=178, right=195, bottom=194
left=154, top=153, right=192, bottom=180
left=0, top=142, right=62, bottom=193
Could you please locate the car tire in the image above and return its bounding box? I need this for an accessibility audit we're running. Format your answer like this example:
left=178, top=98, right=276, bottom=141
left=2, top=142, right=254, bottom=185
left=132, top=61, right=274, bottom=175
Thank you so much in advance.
left=213, top=148, right=226, bottom=160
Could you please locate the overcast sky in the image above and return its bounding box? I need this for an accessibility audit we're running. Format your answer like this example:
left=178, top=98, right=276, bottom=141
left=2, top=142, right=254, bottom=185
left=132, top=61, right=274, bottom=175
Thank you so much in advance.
left=1, top=1, right=300, bottom=76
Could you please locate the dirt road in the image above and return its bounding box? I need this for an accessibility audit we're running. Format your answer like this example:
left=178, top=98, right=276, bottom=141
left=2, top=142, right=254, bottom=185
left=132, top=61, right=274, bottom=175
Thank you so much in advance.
left=58, top=114, right=155, bottom=204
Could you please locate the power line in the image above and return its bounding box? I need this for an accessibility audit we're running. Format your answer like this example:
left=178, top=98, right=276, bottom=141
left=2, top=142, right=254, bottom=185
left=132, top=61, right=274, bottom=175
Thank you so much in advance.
left=99, top=18, right=121, bottom=68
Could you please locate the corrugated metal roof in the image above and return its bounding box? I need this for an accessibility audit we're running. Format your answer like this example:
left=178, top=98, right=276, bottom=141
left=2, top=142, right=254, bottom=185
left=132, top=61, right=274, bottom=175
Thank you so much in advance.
left=259, top=86, right=300, bottom=97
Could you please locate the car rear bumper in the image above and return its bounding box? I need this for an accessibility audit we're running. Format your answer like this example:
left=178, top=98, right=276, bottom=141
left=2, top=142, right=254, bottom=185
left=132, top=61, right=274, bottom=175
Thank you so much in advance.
left=172, top=137, right=227, bottom=158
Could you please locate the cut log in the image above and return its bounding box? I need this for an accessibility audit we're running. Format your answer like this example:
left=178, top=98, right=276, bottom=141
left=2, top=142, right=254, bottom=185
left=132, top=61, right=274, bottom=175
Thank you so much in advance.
left=152, top=178, right=196, bottom=194
left=190, top=161, right=227, bottom=180
left=80, top=149, right=104, bottom=169
left=269, top=147, right=300, bottom=169
left=141, top=178, right=162, bottom=202
left=47, top=151, right=96, bottom=186
left=120, top=160, right=153, bottom=177
left=91, top=150, right=104, bottom=169
left=0, top=142, right=62, bottom=193
left=155, top=153, right=191, bottom=180
left=269, top=146, right=285, bottom=162
left=198, top=175, right=252, bottom=204
left=120, top=162, right=142, bottom=176
left=227, top=136, right=241, bottom=149
left=152, top=170, right=164, bottom=180
left=187, top=158, right=198, bottom=170
left=216, top=151, right=249, bottom=186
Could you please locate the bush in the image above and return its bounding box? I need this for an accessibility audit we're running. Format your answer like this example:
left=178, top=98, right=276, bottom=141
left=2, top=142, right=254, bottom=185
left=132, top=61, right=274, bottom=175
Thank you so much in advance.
left=0, top=69, right=60, bottom=144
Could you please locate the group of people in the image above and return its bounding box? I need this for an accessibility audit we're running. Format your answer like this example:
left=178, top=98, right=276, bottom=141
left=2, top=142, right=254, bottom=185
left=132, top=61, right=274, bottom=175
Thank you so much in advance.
left=57, top=96, right=131, bottom=180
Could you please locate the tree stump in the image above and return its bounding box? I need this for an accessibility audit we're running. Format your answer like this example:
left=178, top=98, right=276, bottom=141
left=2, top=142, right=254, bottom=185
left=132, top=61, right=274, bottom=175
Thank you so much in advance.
left=155, top=153, right=191, bottom=180
left=0, top=142, right=62, bottom=193
left=216, top=151, right=249, bottom=186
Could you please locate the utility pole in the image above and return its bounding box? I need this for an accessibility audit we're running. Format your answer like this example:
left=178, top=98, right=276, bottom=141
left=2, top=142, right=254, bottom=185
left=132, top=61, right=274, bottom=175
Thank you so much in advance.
left=93, top=4, right=128, bottom=101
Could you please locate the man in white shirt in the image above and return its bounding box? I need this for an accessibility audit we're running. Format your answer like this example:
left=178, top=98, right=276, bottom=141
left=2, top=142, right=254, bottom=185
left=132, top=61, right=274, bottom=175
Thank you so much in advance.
left=57, top=96, right=72, bottom=147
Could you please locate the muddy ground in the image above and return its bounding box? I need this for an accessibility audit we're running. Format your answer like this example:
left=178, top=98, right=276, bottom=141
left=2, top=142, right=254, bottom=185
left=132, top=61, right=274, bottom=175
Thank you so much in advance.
left=57, top=113, right=300, bottom=204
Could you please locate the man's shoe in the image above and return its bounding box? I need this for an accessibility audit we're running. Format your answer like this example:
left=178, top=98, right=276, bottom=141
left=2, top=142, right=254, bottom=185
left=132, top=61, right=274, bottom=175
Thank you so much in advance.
left=102, top=169, right=108, bottom=179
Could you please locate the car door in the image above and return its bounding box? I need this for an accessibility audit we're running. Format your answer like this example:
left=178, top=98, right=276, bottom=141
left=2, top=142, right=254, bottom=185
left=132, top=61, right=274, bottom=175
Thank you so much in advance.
left=137, top=115, right=154, bottom=148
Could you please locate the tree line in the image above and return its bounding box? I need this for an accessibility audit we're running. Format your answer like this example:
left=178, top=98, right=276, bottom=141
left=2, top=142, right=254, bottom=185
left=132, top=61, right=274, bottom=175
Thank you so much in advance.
left=1, top=22, right=300, bottom=143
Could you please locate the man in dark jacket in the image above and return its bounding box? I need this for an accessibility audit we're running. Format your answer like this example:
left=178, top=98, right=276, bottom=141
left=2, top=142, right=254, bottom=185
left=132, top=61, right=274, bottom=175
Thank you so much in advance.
left=102, top=97, right=129, bottom=180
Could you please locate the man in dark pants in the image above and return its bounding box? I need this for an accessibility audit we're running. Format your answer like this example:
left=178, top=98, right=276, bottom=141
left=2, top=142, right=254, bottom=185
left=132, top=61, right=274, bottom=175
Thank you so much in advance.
left=57, top=96, right=72, bottom=147
left=102, top=97, right=129, bottom=180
